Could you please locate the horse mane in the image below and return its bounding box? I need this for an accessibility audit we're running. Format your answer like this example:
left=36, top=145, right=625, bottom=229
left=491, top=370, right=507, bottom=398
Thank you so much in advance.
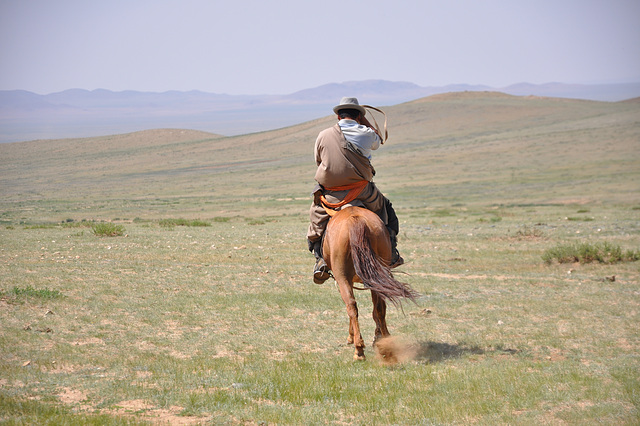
left=347, top=216, right=419, bottom=306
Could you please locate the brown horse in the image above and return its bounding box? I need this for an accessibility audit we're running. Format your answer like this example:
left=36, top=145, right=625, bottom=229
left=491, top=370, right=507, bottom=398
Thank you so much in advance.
left=323, top=206, right=419, bottom=360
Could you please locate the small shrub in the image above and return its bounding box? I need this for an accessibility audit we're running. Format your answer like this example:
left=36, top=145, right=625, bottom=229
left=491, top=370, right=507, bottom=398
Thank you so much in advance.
left=160, top=218, right=184, bottom=227
left=543, top=242, right=640, bottom=264
left=92, top=223, right=125, bottom=237
left=514, top=226, right=545, bottom=239
left=189, top=220, right=210, bottom=227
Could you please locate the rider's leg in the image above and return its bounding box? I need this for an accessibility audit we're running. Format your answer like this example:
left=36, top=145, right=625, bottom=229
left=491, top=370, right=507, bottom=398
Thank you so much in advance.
left=307, top=194, right=331, bottom=284
left=384, top=198, right=403, bottom=268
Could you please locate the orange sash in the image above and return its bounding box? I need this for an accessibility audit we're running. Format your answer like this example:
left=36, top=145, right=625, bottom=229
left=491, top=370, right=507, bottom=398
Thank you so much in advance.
left=320, top=180, right=369, bottom=216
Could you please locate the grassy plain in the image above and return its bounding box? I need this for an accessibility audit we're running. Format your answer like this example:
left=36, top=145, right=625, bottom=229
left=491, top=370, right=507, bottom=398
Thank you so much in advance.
left=1, top=92, right=639, bottom=424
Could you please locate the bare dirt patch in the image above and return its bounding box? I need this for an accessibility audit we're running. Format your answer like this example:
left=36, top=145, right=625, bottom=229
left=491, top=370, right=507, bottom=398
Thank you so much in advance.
left=110, top=399, right=206, bottom=425
left=72, top=337, right=105, bottom=346
left=58, top=387, right=87, bottom=405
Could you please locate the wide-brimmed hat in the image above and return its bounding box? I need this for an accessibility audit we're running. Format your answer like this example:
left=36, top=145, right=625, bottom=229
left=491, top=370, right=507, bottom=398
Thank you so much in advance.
left=333, top=97, right=366, bottom=116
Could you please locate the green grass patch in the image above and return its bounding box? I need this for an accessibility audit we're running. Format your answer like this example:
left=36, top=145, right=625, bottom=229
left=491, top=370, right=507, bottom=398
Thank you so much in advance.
left=23, top=220, right=94, bottom=230
left=543, top=241, right=640, bottom=264
left=92, top=222, right=126, bottom=237
left=8, top=285, right=64, bottom=300
left=567, top=216, right=594, bottom=222
left=61, top=220, right=95, bottom=228
left=23, top=223, right=58, bottom=229
left=158, top=218, right=211, bottom=227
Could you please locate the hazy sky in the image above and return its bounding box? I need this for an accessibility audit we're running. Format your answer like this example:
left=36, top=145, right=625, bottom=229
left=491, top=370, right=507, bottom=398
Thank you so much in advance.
left=1, top=0, right=638, bottom=95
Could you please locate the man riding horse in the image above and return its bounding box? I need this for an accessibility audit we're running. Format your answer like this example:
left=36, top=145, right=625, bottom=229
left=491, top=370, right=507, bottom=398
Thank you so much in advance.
left=307, top=97, right=403, bottom=284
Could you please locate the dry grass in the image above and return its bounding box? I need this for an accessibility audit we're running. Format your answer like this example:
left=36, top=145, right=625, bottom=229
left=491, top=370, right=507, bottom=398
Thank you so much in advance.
left=1, top=205, right=638, bottom=424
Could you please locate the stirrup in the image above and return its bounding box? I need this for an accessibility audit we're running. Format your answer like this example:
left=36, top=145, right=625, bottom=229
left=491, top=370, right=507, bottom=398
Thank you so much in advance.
left=313, top=260, right=330, bottom=284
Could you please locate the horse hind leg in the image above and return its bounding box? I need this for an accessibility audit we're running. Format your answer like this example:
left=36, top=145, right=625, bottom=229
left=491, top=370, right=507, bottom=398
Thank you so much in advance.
left=371, top=291, right=390, bottom=346
left=336, top=277, right=365, bottom=360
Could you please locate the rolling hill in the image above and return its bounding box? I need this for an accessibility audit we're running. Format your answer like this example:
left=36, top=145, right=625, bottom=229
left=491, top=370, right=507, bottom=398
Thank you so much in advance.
left=1, top=80, right=639, bottom=143
left=0, top=91, right=638, bottom=223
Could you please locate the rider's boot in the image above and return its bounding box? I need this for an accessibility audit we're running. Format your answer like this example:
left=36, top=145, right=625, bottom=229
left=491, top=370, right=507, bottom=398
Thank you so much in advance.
left=309, top=239, right=330, bottom=284
left=388, top=228, right=404, bottom=268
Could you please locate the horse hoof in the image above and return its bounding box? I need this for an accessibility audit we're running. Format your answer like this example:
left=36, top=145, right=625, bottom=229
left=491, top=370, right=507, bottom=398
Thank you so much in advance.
left=372, top=333, right=389, bottom=347
left=354, top=353, right=366, bottom=361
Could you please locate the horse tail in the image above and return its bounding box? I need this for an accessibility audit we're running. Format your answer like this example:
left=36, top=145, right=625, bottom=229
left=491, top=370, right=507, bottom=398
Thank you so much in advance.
left=347, top=216, right=419, bottom=306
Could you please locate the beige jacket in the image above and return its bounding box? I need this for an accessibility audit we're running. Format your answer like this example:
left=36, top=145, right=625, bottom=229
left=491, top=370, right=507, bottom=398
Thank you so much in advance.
left=313, top=124, right=375, bottom=188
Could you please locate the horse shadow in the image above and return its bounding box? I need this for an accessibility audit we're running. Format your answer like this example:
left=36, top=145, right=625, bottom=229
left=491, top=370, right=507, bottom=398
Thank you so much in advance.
left=413, top=340, right=485, bottom=364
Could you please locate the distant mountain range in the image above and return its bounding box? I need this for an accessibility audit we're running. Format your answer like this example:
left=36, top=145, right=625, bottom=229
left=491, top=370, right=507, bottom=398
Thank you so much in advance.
left=1, top=80, right=639, bottom=143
